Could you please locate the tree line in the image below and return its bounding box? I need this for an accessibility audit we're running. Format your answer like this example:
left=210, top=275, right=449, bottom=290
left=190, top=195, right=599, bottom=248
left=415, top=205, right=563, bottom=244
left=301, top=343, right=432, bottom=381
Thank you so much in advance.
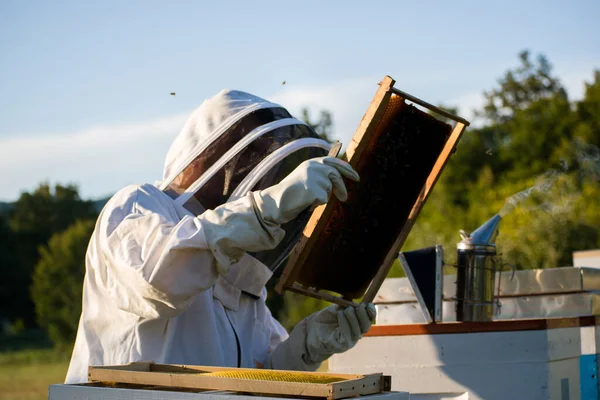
left=0, top=51, right=598, bottom=349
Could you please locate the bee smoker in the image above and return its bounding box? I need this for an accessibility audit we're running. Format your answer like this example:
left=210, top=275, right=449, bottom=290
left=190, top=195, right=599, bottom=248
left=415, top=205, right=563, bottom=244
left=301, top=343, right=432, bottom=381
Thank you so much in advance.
left=455, top=214, right=503, bottom=322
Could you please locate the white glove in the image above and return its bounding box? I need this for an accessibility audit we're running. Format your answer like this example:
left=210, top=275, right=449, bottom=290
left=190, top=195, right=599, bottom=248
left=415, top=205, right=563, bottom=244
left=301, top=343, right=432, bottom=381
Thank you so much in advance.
left=253, top=156, right=360, bottom=225
left=305, top=303, right=376, bottom=363
left=268, top=303, right=376, bottom=371
left=199, top=156, right=358, bottom=275
left=198, top=193, right=285, bottom=274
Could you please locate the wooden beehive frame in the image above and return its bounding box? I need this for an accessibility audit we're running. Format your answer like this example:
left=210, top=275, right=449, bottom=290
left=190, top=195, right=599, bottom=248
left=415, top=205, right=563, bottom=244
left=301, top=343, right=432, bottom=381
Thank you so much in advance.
left=88, top=362, right=390, bottom=400
left=275, top=75, right=469, bottom=306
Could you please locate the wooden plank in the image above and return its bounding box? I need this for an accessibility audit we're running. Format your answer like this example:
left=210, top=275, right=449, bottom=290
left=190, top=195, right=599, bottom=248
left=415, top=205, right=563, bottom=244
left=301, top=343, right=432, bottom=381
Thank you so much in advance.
left=345, top=76, right=396, bottom=162
left=389, top=87, right=470, bottom=126
left=286, top=283, right=357, bottom=308
left=330, top=374, right=385, bottom=400
left=88, top=361, right=151, bottom=375
left=89, top=369, right=332, bottom=398
left=275, top=76, right=396, bottom=295
left=362, top=122, right=467, bottom=303
left=88, top=363, right=384, bottom=399
left=364, top=316, right=599, bottom=337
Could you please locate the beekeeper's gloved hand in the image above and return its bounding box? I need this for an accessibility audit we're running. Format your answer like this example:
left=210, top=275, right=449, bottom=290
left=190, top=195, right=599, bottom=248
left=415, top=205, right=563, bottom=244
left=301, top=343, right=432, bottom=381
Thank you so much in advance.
left=304, top=303, right=376, bottom=363
left=268, top=303, right=376, bottom=371
left=252, top=156, right=359, bottom=225
left=199, top=157, right=358, bottom=275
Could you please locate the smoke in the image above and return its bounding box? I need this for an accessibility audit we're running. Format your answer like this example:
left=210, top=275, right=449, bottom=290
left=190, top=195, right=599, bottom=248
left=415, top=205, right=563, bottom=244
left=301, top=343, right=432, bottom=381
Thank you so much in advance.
left=575, top=138, right=600, bottom=182
left=499, top=140, right=600, bottom=218
left=499, top=170, right=561, bottom=217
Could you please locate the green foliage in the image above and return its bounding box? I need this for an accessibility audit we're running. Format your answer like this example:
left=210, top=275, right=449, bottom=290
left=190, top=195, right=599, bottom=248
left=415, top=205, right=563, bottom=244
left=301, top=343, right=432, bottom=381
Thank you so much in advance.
left=4, top=183, right=97, bottom=327
left=0, top=328, right=52, bottom=353
left=0, top=201, right=14, bottom=216
left=264, top=267, right=286, bottom=325
left=6, top=320, right=26, bottom=336
left=31, top=219, right=95, bottom=348
left=496, top=174, right=600, bottom=270
left=385, top=259, right=407, bottom=278
left=10, top=183, right=96, bottom=249
left=0, top=215, right=24, bottom=323
left=478, top=50, right=564, bottom=124
left=403, top=54, right=600, bottom=274
left=575, top=70, right=600, bottom=149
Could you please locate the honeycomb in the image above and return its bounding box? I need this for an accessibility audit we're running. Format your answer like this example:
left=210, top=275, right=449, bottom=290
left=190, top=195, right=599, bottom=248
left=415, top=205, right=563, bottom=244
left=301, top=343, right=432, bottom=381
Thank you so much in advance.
left=203, top=369, right=345, bottom=384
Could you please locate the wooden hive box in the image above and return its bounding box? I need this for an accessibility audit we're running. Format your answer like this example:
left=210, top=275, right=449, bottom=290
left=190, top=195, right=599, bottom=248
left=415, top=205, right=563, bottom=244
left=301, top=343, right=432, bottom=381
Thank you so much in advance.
left=88, top=362, right=391, bottom=400
left=275, top=76, right=469, bottom=306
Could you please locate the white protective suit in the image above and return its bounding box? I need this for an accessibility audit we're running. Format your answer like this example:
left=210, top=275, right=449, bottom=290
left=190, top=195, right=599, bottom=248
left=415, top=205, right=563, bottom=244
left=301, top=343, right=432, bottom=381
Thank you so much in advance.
left=66, top=89, right=374, bottom=384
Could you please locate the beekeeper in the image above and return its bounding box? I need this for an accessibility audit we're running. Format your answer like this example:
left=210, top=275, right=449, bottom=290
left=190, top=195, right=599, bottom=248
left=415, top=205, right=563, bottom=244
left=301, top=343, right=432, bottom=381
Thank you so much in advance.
left=65, top=89, right=376, bottom=384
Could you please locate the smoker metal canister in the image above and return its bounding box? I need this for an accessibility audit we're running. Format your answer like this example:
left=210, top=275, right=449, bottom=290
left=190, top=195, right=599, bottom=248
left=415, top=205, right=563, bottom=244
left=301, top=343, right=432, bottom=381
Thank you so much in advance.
left=455, top=214, right=502, bottom=322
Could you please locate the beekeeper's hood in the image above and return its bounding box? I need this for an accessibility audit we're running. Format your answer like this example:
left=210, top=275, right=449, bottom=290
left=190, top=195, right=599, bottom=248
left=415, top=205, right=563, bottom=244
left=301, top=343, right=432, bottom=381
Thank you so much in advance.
left=159, top=89, right=331, bottom=270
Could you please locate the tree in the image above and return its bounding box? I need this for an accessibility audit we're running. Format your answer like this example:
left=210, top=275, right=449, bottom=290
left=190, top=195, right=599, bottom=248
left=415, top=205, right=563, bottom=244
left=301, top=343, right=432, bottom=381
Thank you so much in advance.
left=478, top=50, right=565, bottom=124
left=6, top=183, right=97, bottom=326
left=441, top=50, right=576, bottom=205
left=497, top=174, right=600, bottom=270
left=401, top=51, right=600, bottom=277
left=499, top=90, right=576, bottom=180
left=0, top=215, right=22, bottom=324
left=10, top=183, right=97, bottom=242
left=575, top=70, right=600, bottom=149
left=440, top=124, right=507, bottom=206
left=31, top=219, right=95, bottom=348
left=301, top=108, right=335, bottom=143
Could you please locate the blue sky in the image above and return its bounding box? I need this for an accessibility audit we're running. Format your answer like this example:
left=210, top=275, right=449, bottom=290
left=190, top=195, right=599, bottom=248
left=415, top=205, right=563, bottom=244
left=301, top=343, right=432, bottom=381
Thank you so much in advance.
left=1, top=0, right=598, bottom=201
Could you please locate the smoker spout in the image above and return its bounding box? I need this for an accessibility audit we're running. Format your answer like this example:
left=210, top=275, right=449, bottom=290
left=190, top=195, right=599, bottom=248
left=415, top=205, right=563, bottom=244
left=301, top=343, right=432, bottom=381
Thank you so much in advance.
left=462, top=214, right=502, bottom=246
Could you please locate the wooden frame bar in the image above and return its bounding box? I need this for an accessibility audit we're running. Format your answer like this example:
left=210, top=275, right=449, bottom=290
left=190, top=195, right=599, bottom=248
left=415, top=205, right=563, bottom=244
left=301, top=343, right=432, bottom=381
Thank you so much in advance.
left=389, top=87, right=470, bottom=125
left=276, top=75, right=470, bottom=307
left=88, top=362, right=390, bottom=400
left=274, top=76, right=395, bottom=303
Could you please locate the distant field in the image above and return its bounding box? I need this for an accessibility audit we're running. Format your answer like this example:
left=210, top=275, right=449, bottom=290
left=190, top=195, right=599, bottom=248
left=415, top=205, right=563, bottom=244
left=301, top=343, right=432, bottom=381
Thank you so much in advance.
left=0, top=347, right=69, bottom=400
left=0, top=360, right=68, bottom=400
